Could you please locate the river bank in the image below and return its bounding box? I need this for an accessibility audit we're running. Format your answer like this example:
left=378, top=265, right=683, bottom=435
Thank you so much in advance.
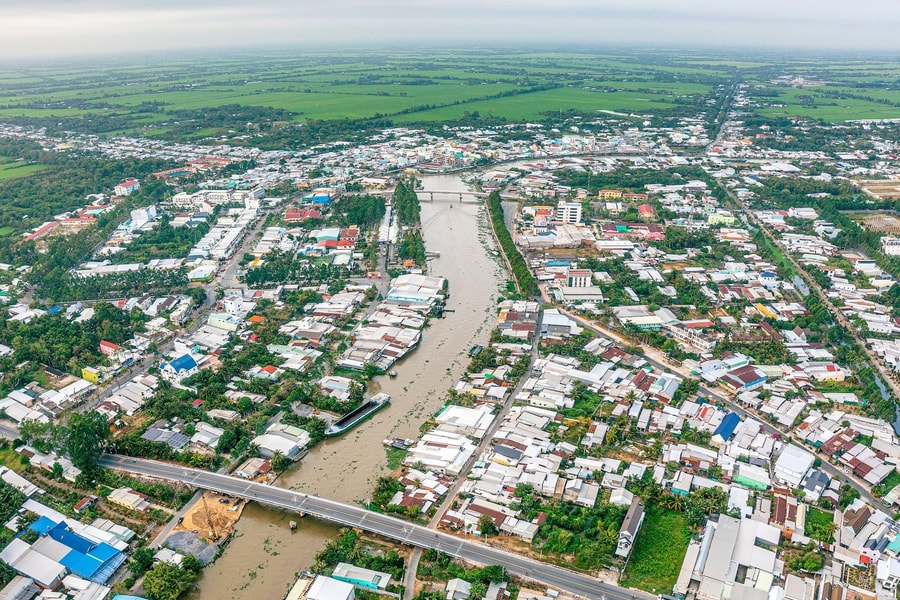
left=187, top=174, right=504, bottom=599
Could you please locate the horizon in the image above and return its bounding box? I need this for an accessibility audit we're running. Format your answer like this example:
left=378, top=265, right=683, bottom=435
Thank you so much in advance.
left=2, top=1, right=899, bottom=61
left=1, top=43, right=899, bottom=69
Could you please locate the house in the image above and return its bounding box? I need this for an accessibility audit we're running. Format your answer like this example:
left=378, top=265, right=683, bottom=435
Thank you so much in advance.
left=159, top=354, right=199, bottom=383
left=774, top=445, right=815, bottom=488
left=107, top=488, right=150, bottom=512
left=446, top=578, right=472, bottom=600
left=615, top=497, right=645, bottom=559
left=719, top=365, right=767, bottom=394
left=114, top=179, right=140, bottom=196
left=98, top=341, right=119, bottom=356
left=332, top=563, right=391, bottom=591
left=305, top=575, right=354, bottom=600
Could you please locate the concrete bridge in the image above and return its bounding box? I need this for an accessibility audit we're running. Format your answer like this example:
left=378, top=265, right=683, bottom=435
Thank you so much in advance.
left=367, top=189, right=520, bottom=202
left=99, top=454, right=650, bottom=600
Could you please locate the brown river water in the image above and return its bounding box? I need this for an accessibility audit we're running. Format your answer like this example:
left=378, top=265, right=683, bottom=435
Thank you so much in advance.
left=188, top=174, right=503, bottom=599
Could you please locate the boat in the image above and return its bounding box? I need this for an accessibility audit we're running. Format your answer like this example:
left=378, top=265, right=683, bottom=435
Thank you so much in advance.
left=383, top=438, right=415, bottom=450
left=324, top=393, right=391, bottom=436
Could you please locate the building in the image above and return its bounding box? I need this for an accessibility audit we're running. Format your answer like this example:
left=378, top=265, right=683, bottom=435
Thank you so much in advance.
left=566, top=269, right=592, bottom=288
left=774, top=445, right=815, bottom=488
left=332, top=563, right=391, bottom=590
left=107, top=488, right=150, bottom=512
left=159, top=354, right=199, bottom=383
left=615, top=497, right=645, bottom=559
left=555, top=200, right=583, bottom=224
left=882, top=237, right=900, bottom=256
left=676, top=515, right=780, bottom=600
left=114, top=179, right=140, bottom=196
left=306, top=575, right=354, bottom=600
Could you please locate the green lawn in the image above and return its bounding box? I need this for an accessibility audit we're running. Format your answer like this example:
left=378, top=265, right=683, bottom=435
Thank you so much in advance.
left=804, top=507, right=835, bottom=543
left=620, top=508, right=691, bottom=594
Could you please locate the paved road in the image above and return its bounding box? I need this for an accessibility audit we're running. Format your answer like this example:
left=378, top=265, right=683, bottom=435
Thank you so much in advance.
left=99, top=454, right=652, bottom=600
left=404, top=314, right=545, bottom=598
left=0, top=420, right=20, bottom=441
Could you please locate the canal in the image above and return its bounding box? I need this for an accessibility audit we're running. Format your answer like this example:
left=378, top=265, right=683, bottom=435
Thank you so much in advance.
left=189, top=174, right=504, bottom=599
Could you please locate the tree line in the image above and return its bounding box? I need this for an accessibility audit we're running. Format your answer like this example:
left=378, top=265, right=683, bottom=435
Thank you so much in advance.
left=487, top=190, right=539, bottom=297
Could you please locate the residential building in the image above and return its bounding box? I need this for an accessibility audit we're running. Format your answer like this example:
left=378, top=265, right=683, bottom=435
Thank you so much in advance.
left=615, top=497, right=645, bottom=559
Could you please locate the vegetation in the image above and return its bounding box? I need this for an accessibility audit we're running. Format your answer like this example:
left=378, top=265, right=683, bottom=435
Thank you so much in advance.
left=109, top=219, right=210, bottom=264
left=331, top=194, right=386, bottom=227
left=142, top=559, right=200, bottom=600
left=513, top=483, right=626, bottom=570
left=804, top=507, right=835, bottom=543
left=243, top=251, right=353, bottom=286
left=393, top=177, right=421, bottom=227
left=620, top=507, right=691, bottom=594
left=487, top=191, right=538, bottom=297
left=397, top=229, right=427, bottom=266
left=314, top=529, right=405, bottom=589
left=65, top=412, right=111, bottom=479
left=0, top=137, right=174, bottom=235
left=0, top=301, right=142, bottom=377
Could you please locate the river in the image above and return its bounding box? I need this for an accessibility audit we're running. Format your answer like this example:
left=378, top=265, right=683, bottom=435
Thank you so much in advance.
left=188, top=174, right=504, bottom=599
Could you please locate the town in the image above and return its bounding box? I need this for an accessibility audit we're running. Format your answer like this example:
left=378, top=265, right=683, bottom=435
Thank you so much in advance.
left=0, top=47, right=900, bottom=600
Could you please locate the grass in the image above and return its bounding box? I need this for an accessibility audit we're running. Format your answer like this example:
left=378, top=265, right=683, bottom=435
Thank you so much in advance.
left=873, top=469, right=900, bottom=498
left=620, top=507, right=691, bottom=594
left=0, top=159, right=48, bottom=181
left=804, top=507, right=835, bottom=543
left=0, top=49, right=728, bottom=134
left=385, top=447, right=408, bottom=470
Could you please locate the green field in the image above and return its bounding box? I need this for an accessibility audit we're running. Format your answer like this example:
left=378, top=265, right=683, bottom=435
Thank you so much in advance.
left=0, top=49, right=896, bottom=142
left=620, top=508, right=692, bottom=594
left=0, top=49, right=733, bottom=140
left=0, top=158, right=47, bottom=181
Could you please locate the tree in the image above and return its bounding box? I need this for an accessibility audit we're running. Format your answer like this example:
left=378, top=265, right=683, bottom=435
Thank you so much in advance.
left=142, top=562, right=197, bottom=600
left=129, top=547, right=155, bottom=576
left=478, top=514, right=499, bottom=536
left=65, top=412, right=110, bottom=477
left=271, top=451, right=292, bottom=473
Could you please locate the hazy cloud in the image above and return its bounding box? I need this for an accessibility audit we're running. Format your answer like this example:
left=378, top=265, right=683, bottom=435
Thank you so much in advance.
left=1, top=0, right=898, bottom=60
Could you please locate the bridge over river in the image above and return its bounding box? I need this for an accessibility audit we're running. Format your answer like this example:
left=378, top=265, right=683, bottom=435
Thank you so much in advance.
left=100, top=455, right=650, bottom=600
left=367, top=188, right=519, bottom=202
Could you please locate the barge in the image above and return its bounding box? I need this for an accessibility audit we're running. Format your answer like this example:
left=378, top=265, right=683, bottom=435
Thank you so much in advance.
left=324, top=393, right=391, bottom=436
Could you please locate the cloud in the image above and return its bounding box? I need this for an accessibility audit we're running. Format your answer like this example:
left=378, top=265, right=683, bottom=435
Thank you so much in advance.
left=0, top=0, right=898, bottom=59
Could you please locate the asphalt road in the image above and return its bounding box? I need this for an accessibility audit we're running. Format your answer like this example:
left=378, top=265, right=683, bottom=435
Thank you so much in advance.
left=99, top=454, right=653, bottom=600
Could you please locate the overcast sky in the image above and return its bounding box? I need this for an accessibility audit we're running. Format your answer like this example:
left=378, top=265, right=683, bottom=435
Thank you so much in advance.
left=1, top=0, right=898, bottom=60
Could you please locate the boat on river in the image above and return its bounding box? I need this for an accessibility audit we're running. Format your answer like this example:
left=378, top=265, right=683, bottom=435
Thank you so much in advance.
left=324, top=393, right=391, bottom=436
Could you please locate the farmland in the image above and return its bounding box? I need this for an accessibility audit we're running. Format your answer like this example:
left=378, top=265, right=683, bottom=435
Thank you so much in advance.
left=0, top=157, right=47, bottom=181
left=0, top=49, right=897, bottom=146
left=0, top=49, right=733, bottom=142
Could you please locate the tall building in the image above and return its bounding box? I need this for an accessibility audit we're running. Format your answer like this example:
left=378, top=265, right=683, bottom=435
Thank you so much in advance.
left=556, top=200, right=583, bottom=224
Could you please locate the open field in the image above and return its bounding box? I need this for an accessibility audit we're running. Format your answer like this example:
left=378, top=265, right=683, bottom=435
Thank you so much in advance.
left=0, top=157, right=47, bottom=181
left=0, top=49, right=733, bottom=139
left=0, top=50, right=896, bottom=140
left=619, top=508, right=691, bottom=594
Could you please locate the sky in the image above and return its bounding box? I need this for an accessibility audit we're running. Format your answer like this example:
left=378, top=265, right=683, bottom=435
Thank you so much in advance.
left=1, top=0, right=898, bottom=60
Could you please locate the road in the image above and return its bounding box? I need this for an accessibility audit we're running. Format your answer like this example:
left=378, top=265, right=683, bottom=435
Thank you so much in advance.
left=404, top=313, right=544, bottom=599
left=99, top=454, right=652, bottom=600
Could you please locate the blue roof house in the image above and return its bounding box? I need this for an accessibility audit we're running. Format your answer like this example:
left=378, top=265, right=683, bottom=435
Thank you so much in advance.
left=159, top=354, right=199, bottom=383
left=712, top=412, right=742, bottom=447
